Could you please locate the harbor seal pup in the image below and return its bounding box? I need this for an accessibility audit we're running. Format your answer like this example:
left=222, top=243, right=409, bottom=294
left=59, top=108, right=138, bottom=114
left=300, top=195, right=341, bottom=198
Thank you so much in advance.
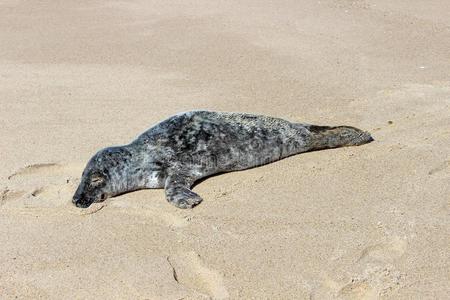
left=73, top=111, right=373, bottom=209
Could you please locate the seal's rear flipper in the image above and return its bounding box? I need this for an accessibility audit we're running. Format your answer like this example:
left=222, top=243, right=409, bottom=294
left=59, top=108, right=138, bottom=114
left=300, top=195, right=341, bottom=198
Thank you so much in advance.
left=306, top=125, right=373, bottom=150
left=165, top=174, right=203, bottom=209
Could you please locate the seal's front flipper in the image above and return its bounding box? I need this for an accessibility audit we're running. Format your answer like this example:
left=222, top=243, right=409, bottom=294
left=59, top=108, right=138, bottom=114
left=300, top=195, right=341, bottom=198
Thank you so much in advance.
left=164, top=174, right=203, bottom=209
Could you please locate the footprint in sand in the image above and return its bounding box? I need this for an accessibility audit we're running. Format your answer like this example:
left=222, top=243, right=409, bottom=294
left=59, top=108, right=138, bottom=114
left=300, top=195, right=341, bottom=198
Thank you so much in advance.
left=312, top=277, right=376, bottom=300
left=314, top=267, right=405, bottom=299
left=312, top=237, right=407, bottom=299
left=337, top=265, right=405, bottom=300
left=337, top=279, right=376, bottom=300
left=167, top=251, right=229, bottom=299
left=1, top=163, right=83, bottom=209
left=358, top=237, right=407, bottom=263
left=7, top=163, right=62, bottom=180
left=346, top=237, right=407, bottom=298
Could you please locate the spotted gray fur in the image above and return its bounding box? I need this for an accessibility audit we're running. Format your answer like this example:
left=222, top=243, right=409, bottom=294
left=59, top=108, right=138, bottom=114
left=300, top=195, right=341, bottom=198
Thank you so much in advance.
left=73, top=111, right=373, bottom=209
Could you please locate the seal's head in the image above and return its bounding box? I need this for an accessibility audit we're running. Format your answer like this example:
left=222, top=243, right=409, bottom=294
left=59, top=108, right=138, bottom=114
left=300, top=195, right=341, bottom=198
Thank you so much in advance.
left=73, top=147, right=129, bottom=208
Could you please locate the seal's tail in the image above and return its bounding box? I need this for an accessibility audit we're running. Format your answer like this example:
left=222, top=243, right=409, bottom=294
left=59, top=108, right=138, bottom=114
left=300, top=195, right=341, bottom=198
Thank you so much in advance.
left=306, top=125, right=373, bottom=150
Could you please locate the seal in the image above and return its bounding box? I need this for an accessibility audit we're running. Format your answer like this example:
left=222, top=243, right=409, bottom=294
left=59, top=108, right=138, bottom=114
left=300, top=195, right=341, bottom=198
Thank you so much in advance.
left=73, top=111, right=373, bottom=209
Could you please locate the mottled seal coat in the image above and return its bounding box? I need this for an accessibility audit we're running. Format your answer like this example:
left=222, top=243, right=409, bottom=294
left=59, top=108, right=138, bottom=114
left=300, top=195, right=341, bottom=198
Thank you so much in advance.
left=73, top=111, right=373, bottom=208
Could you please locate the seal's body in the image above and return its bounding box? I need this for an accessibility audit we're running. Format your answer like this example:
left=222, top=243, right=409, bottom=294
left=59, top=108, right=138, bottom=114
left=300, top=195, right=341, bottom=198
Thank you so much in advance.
left=73, top=111, right=373, bottom=208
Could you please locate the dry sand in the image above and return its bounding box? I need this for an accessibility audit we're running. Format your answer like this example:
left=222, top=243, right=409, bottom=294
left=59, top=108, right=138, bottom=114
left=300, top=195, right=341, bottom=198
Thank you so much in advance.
left=1, top=0, right=449, bottom=299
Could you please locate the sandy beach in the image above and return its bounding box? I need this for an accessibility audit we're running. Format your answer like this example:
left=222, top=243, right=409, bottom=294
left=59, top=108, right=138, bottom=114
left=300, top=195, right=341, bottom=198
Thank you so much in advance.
left=1, top=0, right=449, bottom=299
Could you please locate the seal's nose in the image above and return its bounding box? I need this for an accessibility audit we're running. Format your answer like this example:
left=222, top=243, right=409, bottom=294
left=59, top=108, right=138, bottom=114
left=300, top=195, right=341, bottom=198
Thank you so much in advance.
left=75, top=201, right=87, bottom=208
left=73, top=197, right=90, bottom=208
left=72, top=186, right=85, bottom=204
left=72, top=196, right=86, bottom=208
left=72, top=194, right=81, bottom=205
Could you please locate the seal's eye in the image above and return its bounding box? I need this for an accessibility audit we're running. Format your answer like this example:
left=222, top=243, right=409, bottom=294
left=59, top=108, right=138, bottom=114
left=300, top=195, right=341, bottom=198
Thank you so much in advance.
left=91, top=175, right=104, bottom=186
